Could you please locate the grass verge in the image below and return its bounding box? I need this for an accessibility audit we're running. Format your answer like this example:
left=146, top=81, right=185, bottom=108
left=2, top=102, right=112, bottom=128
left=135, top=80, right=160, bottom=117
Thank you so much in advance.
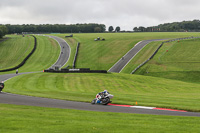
left=0, top=103, right=200, bottom=133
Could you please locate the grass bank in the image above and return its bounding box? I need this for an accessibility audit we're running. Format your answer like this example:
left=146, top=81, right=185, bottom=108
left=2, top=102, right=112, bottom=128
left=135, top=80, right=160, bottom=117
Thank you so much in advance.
left=0, top=35, right=34, bottom=70
left=135, top=38, right=200, bottom=83
left=4, top=72, right=200, bottom=112
left=0, top=35, right=60, bottom=74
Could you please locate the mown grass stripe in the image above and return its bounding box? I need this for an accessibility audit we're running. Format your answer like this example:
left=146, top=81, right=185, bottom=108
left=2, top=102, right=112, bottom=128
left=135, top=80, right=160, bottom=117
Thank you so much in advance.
left=4, top=72, right=200, bottom=111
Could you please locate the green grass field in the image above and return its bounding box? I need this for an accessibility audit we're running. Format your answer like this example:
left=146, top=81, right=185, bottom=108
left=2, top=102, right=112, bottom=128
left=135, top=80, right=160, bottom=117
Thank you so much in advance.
left=1, top=32, right=200, bottom=132
left=4, top=72, right=200, bottom=112
left=0, top=103, right=200, bottom=133
left=51, top=32, right=200, bottom=71
left=135, top=38, right=200, bottom=83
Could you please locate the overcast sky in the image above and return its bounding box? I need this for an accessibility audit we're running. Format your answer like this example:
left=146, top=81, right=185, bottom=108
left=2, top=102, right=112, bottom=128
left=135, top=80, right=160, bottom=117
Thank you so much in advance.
left=0, top=0, right=200, bottom=30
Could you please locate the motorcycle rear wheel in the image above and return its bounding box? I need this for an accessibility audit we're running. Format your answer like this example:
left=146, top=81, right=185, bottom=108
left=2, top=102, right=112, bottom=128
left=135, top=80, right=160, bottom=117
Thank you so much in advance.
left=91, top=99, right=96, bottom=104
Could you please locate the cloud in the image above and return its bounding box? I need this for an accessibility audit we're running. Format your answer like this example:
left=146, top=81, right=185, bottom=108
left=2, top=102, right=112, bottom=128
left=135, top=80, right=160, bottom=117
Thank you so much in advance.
left=0, top=0, right=200, bottom=30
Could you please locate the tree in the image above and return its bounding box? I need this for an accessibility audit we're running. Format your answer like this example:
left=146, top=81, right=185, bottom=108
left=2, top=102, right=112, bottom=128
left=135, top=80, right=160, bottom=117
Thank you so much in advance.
left=115, top=26, right=120, bottom=32
left=94, top=27, right=102, bottom=32
left=138, top=26, right=145, bottom=32
left=133, top=27, right=138, bottom=32
left=0, top=29, right=3, bottom=38
left=108, top=26, right=114, bottom=32
left=0, top=25, right=8, bottom=38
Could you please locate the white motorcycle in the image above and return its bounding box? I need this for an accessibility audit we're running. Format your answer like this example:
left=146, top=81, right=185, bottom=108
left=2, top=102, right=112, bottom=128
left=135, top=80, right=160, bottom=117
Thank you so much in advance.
left=91, top=93, right=114, bottom=105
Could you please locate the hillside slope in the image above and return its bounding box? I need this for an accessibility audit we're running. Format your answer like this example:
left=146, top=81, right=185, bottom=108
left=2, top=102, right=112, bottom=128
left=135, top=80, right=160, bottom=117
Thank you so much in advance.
left=135, top=38, right=200, bottom=83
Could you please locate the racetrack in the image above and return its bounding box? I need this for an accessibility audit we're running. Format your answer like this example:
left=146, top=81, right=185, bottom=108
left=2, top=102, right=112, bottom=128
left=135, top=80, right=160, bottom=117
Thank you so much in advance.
left=47, top=35, right=70, bottom=68
left=0, top=36, right=199, bottom=117
left=108, top=39, right=167, bottom=73
left=0, top=92, right=199, bottom=117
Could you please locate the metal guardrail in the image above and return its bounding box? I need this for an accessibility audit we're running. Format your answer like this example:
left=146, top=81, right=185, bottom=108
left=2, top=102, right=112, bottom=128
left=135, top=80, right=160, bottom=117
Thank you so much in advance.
left=131, top=36, right=200, bottom=74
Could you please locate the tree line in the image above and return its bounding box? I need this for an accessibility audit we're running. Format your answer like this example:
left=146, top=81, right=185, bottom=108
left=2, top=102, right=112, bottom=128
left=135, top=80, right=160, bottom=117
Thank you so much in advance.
left=0, top=25, right=8, bottom=38
left=4, top=23, right=106, bottom=34
left=133, top=20, right=200, bottom=32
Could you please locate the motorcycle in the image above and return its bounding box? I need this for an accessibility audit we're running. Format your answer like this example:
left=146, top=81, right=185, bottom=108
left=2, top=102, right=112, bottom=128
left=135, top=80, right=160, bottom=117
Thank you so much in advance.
left=0, top=82, right=4, bottom=92
left=91, top=93, right=114, bottom=105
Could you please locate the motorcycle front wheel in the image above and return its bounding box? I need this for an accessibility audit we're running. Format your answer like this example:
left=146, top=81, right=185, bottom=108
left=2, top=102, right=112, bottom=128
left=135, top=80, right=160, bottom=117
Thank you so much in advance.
left=101, top=97, right=110, bottom=105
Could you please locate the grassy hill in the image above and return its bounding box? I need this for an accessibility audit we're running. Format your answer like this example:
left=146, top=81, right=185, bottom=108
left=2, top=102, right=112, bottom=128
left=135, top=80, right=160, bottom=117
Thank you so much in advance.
left=0, top=35, right=60, bottom=74
left=73, top=33, right=200, bottom=71
left=51, top=32, right=200, bottom=71
left=0, top=35, right=34, bottom=70
left=135, top=38, right=200, bottom=83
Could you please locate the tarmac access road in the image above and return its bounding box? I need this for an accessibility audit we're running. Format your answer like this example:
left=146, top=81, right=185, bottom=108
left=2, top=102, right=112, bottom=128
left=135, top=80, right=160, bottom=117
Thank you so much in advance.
left=108, top=39, right=167, bottom=73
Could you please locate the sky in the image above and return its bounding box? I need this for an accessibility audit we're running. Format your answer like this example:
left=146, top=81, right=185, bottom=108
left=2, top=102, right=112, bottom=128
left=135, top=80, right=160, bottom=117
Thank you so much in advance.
left=0, top=0, right=200, bottom=31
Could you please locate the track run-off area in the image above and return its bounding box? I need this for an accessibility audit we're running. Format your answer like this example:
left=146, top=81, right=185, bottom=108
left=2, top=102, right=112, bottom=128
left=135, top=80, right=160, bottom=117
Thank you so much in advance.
left=0, top=35, right=200, bottom=117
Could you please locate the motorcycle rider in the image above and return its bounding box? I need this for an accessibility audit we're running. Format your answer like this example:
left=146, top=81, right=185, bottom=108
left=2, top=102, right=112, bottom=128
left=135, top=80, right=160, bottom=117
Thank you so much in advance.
left=0, top=82, right=4, bottom=92
left=96, top=90, right=109, bottom=103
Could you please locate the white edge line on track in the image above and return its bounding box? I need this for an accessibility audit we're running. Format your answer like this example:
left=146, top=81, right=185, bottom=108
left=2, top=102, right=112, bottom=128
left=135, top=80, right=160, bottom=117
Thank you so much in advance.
left=2, top=77, right=13, bottom=83
left=108, top=41, right=142, bottom=72
left=46, top=35, right=71, bottom=69
left=120, top=39, right=169, bottom=73
left=130, top=106, right=155, bottom=109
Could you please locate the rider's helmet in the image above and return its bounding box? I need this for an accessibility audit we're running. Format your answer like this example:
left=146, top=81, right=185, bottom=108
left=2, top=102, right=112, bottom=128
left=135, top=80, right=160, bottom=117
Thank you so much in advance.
left=103, top=90, right=108, bottom=95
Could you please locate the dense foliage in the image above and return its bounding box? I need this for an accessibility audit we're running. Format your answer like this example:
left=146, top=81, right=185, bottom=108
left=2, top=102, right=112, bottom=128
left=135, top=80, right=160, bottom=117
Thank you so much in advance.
left=134, top=19, right=200, bottom=32
left=0, top=25, right=8, bottom=38
left=4, top=23, right=106, bottom=34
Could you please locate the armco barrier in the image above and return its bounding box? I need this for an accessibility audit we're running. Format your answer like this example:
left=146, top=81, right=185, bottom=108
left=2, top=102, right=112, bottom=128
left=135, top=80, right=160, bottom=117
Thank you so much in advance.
left=0, top=35, right=37, bottom=72
left=44, top=68, right=107, bottom=73
left=131, top=36, right=200, bottom=74
left=72, top=42, right=80, bottom=69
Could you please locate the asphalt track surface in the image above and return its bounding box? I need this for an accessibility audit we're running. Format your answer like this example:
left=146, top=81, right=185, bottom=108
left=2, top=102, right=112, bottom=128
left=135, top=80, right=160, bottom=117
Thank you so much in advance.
left=0, top=92, right=200, bottom=117
left=0, top=36, right=200, bottom=117
left=108, top=39, right=167, bottom=73
left=47, top=35, right=70, bottom=68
